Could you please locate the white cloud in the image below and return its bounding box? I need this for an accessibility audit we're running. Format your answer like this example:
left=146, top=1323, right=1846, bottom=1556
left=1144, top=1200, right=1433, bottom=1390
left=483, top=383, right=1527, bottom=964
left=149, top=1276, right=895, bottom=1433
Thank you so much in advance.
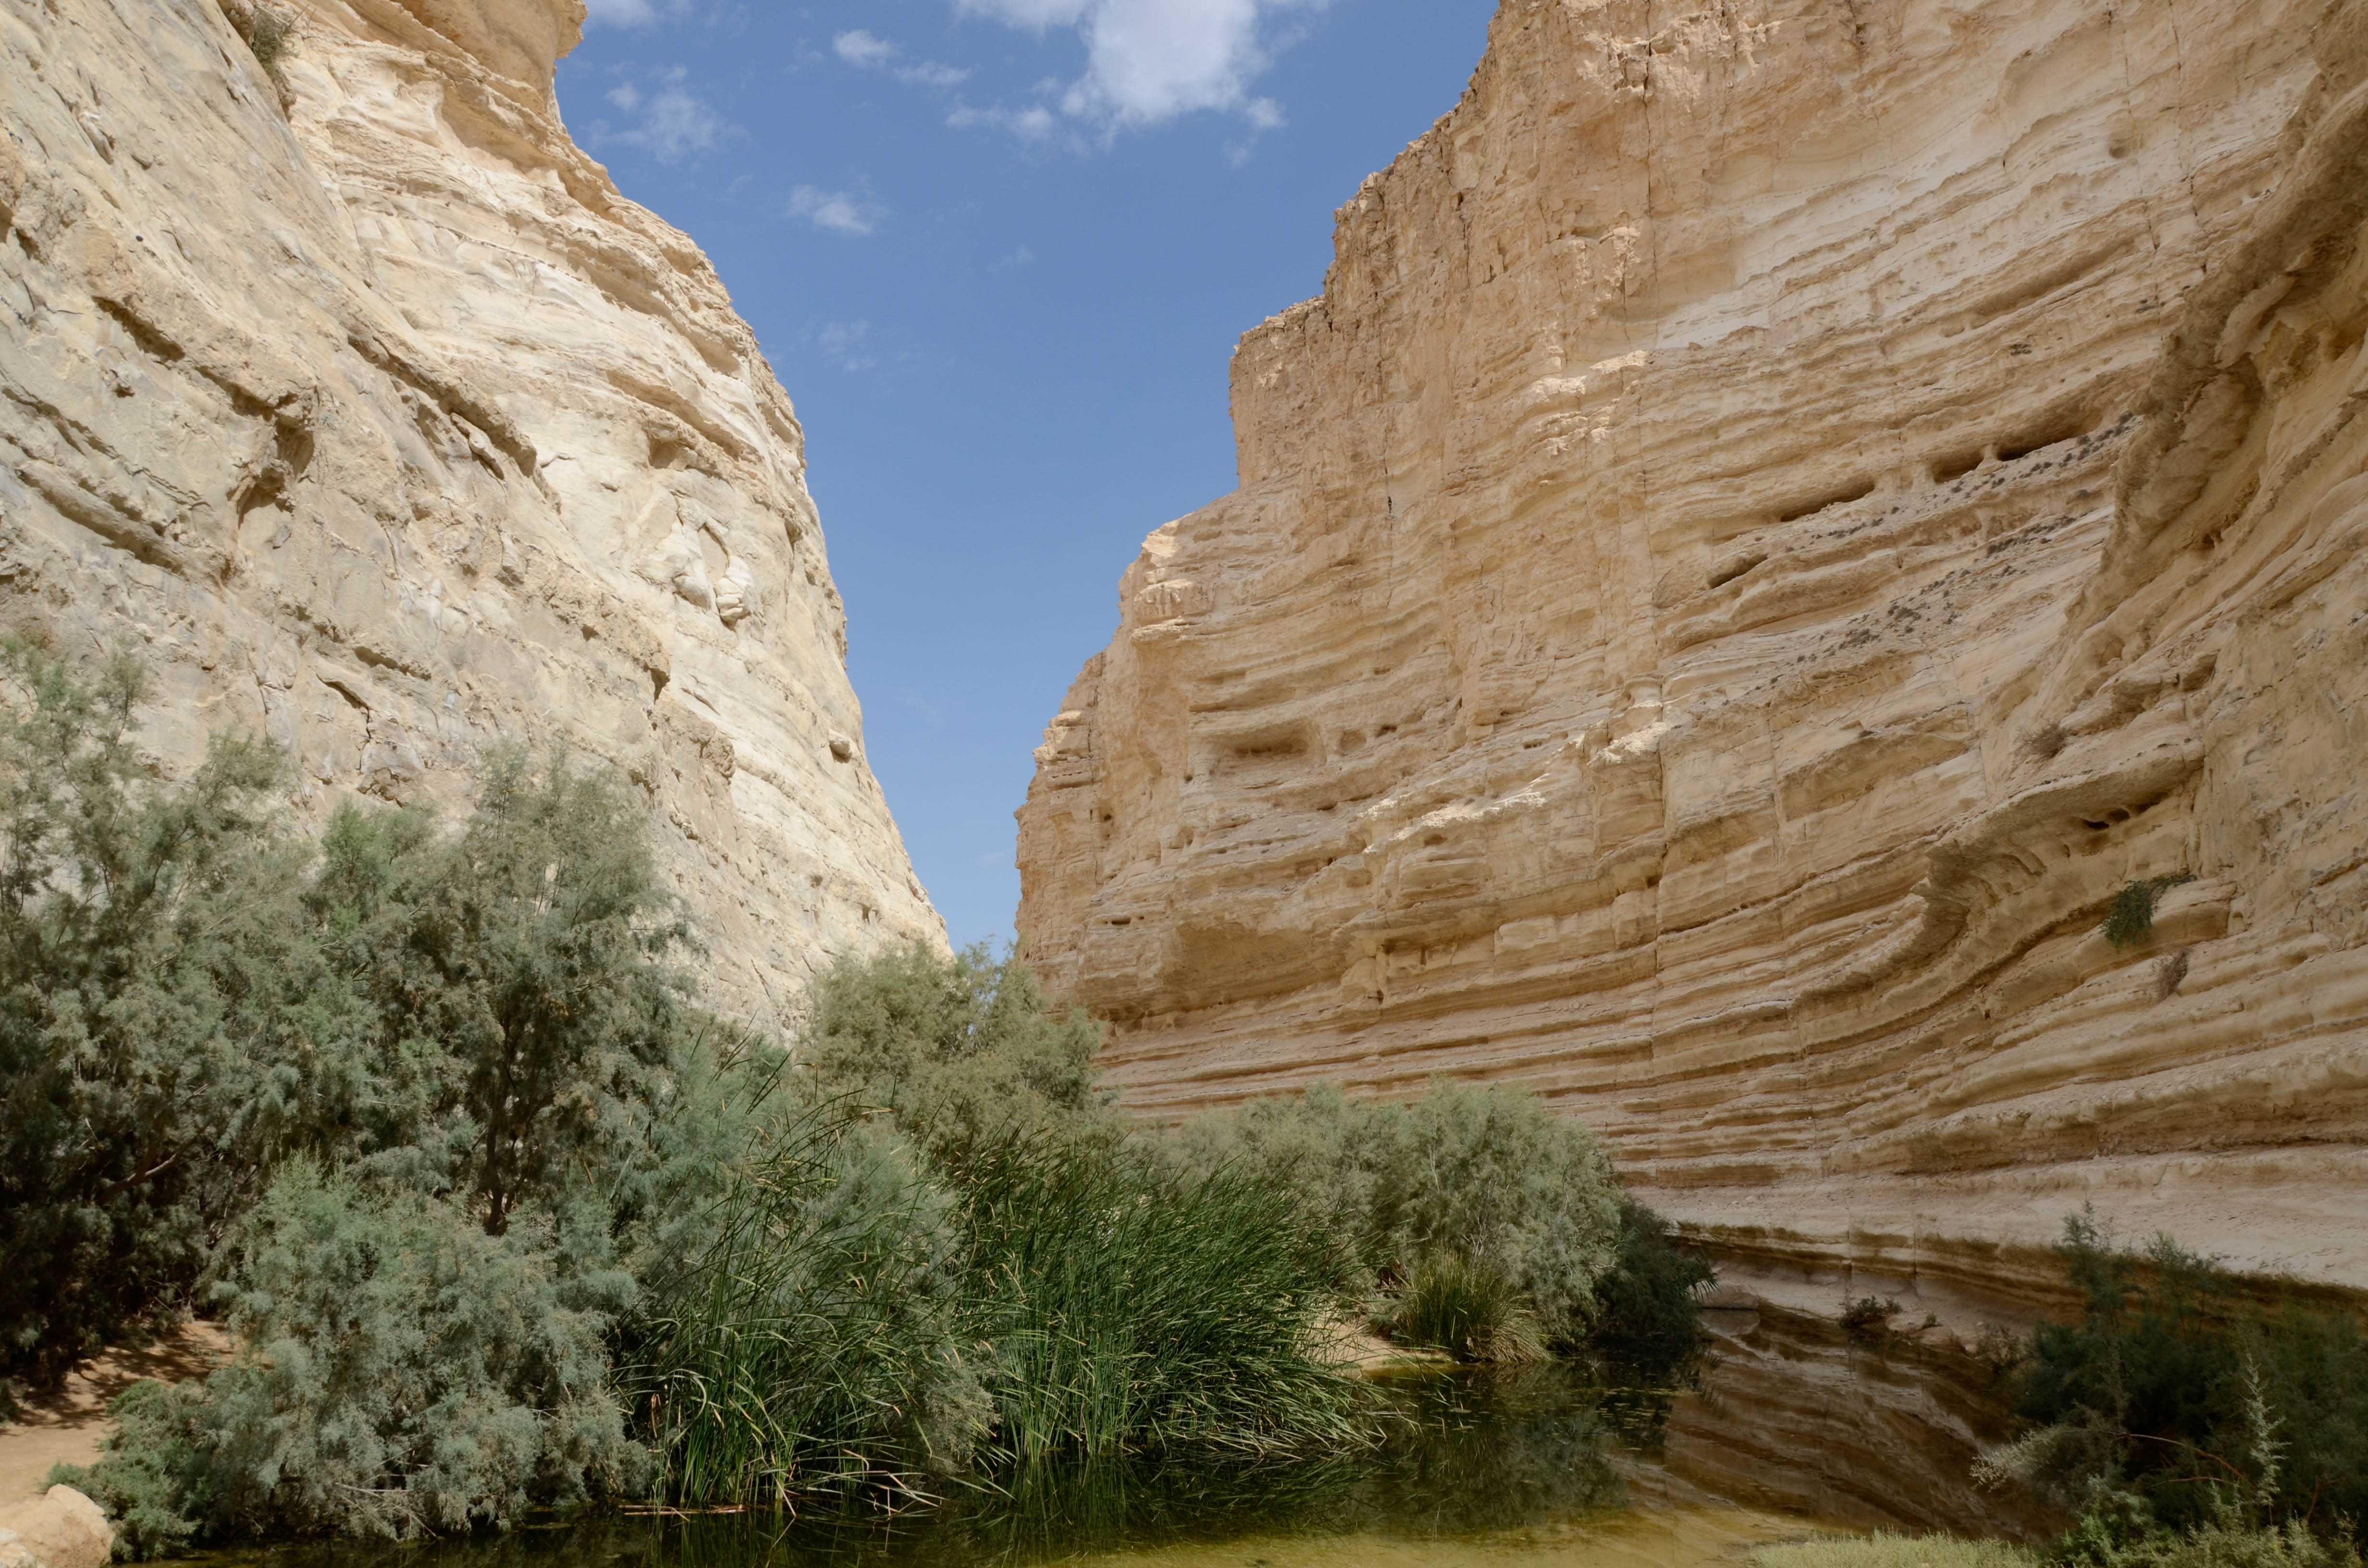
left=833, top=29, right=899, bottom=67
left=946, top=101, right=1060, bottom=140
left=583, top=0, right=683, bottom=24
left=954, top=0, right=1321, bottom=132
left=900, top=60, right=973, bottom=87
left=788, top=185, right=884, bottom=237
left=816, top=320, right=877, bottom=371
left=835, top=28, right=974, bottom=87
left=602, top=69, right=720, bottom=162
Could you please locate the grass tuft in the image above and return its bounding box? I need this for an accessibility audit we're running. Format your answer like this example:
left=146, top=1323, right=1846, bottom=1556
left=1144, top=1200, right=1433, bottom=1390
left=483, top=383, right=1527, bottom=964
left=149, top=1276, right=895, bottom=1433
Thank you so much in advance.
left=2103, top=875, right=2195, bottom=948
left=1755, top=1532, right=2042, bottom=1568
left=1394, top=1252, right=1550, bottom=1364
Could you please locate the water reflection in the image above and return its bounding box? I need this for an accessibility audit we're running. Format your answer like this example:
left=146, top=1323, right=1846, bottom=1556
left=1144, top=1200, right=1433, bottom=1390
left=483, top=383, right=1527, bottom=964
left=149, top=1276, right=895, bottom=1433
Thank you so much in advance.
left=213, top=1309, right=2052, bottom=1568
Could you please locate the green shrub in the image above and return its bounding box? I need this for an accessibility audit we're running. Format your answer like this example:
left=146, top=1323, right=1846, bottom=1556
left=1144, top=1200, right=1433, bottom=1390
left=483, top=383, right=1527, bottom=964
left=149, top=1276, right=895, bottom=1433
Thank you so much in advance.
left=2103, top=876, right=2195, bottom=948
left=962, top=1134, right=1368, bottom=1469
left=58, top=1164, right=648, bottom=1543
left=1998, top=1213, right=2368, bottom=1539
left=1394, top=1252, right=1548, bottom=1364
left=0, top=644, right=365, bottom=1388
left=797, top=942, right=1113, bottom=1179
left=1154, top=1078, right=1633, bottom=1356
left=1587, top=1198, right=1715, bottom=1386
left=625, top=1114, right=986, bottom=1508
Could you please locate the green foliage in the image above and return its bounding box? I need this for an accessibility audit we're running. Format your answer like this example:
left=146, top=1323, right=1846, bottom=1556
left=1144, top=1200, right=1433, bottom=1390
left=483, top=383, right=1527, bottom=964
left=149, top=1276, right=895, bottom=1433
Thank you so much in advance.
left=1587, top=1198, right=1716, bottom=1386
left=626, top=1112, right=986, bottom=1508
left=1156, top=1078, right=1634, bottom=1355
left=60, top=1163, right=648, bottom=1543
left=2000, top=1212, right=2368, bottom=1539
left=1394, top=1252, right=1548, bottom=1364
left=962, top=1135, right=1368, bottom=1470
left=1755, top=1531, right=2043, bottom=1568
left=318, top=748, right=693, bottom=1233
left=797, top=941, right=1113, bottom=1177
left=0, top=643, right=362, bottom=1387
left=2064, top=1522, right=2365, bottom=1568
left=629, top=947, right=1369, bottom=1508
left=2103, top=876, right=2195, bottom=949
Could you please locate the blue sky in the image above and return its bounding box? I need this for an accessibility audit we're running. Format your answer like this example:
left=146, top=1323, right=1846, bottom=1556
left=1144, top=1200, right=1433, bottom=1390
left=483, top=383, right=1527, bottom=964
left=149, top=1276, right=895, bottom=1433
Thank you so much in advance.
left=556, top=0, right=1497, bottom=949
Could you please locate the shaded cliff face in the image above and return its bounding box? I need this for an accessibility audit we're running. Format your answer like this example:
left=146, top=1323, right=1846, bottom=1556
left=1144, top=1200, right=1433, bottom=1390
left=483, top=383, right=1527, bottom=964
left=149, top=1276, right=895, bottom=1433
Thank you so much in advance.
left=0, top=0, right=942, bottom=1022
left=1018, top=0, right=2368, bottom=1294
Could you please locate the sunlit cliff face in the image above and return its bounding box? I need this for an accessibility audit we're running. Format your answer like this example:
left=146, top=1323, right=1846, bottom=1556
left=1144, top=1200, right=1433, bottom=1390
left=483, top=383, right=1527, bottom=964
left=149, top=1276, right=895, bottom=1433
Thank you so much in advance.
left=0, top=0, right=945, bottom=1028
left=1016, top=0, right=2368, bottom=1297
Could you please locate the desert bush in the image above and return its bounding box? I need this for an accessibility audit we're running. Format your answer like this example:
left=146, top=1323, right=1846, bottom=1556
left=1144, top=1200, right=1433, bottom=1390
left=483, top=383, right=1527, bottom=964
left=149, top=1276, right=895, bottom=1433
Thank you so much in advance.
left=1586, top=1198, right=1716, bottom=1386
left=58, top=1163, right=648, bottom=1544
left=1394, top=1252, right=1549, bottom=1364
left=2102, top=876, right=2195, bottom=949
left=1155, top=1078, right=1635, bottom=1357
left=1996, top=1213, right=2368, bottom=1540
left=797, top=941, right=1113, bottom=1179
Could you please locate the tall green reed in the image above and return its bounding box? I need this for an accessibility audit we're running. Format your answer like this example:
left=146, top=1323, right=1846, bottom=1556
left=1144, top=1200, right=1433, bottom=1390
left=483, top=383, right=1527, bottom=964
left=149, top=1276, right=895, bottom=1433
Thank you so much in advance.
left=961, top=1135, right=1370, bottom=1470
left=622, top=1107, right=989, bottom=1509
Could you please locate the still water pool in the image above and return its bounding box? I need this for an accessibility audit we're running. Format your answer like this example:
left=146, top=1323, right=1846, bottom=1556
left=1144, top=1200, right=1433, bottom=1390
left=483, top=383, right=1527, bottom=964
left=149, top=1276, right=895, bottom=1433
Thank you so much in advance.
left=220, top=1309, right=2058, bottom=1568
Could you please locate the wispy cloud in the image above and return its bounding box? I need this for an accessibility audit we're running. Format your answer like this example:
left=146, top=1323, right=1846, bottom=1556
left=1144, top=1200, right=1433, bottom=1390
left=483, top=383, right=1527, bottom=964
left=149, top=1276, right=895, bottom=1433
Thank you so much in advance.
left=945, top=101, right=1061, bottom=141
left=583, top=0, right=685, bottom=26
left=788, top=185, right=884, bottom=237
left=833, top=28, right=900, bottom=67
left=599, top=68, right=720, bottom=162
left=814, top=320, right=877, bottom=371
left=952, top=0, right=1323, bottom=139
left=834, top=28, right=973, bottom=88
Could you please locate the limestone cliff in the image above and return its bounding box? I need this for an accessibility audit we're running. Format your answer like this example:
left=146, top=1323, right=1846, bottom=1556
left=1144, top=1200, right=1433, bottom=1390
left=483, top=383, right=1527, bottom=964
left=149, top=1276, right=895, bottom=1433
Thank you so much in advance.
left=1018, top=0, right=2368, bottom=1298
left=0, top=0, right=942, bottom=1021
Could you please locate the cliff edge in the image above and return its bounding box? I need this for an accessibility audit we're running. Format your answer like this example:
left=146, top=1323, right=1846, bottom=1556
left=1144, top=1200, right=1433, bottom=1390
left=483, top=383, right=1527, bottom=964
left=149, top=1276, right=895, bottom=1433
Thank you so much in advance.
left=1017, top=0, right=2368, bottom=1302
left=0, top=0, right=942, bottom=1022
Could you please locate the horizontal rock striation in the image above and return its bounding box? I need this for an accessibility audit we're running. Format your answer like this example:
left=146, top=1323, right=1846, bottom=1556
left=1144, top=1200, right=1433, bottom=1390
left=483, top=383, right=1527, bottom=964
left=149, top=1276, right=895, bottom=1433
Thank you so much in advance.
left=0, top=0, right=941, bottom=1020
left=1017, top=0, right=2368, bottom=1292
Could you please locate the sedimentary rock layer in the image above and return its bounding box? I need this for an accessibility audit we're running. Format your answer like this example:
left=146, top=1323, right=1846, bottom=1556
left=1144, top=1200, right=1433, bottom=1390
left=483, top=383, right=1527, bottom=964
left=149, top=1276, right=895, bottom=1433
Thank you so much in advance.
left=1018, top=0, right=2368, bottom=1290
left=0, top=0, right=941, bottom=1020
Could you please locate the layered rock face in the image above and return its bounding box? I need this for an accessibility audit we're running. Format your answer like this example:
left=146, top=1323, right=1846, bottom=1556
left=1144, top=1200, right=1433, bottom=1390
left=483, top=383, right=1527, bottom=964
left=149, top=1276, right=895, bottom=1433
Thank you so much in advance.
left=1018, top=0, right=2368, bottom=1294
left=1, top=0, right=941, bottom=1020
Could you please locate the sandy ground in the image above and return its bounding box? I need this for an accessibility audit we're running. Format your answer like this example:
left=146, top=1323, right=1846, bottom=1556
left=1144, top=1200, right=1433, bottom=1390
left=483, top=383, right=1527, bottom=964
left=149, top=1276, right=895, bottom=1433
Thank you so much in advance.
left=0, top=1323, right=230, bottom=1503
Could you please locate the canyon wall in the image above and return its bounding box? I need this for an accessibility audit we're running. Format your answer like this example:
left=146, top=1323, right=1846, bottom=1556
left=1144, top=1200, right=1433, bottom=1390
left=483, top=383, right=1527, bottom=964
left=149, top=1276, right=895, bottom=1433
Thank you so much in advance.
left=0, top=0, right=941, bottom=1022
left=1017, top=0, right=2368, bottom=1298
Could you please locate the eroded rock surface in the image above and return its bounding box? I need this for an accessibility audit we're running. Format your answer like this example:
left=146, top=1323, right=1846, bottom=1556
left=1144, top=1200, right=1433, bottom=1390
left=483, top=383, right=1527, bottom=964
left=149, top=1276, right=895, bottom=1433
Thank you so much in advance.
left=1018, top=0, right=2368, bottom=1292
left=0, top=0, right=941, bottom=1023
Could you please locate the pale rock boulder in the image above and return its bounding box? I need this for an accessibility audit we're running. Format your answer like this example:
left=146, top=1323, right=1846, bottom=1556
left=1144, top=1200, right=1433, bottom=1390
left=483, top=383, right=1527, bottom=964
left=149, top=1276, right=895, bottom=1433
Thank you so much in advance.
left=0, top=1488, right=112, bottom=1568
left=1017, top=0, right=2368, bottom=1301
left=0, top=0, right=942, bottom=1022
